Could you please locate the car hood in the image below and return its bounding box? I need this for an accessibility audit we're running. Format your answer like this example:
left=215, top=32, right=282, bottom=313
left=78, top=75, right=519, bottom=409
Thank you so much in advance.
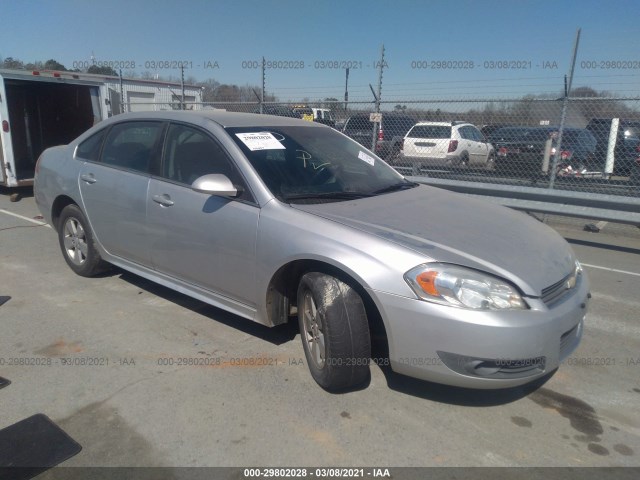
left=291, top=185, right=575, bottom=296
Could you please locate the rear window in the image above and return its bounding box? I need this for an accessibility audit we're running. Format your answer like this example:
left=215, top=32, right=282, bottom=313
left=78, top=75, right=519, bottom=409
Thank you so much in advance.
left=76, top=128, right=107, bottom=161
left=524, top=129, right=554, bottom=142
left=407, top=125, right=452, bottom=139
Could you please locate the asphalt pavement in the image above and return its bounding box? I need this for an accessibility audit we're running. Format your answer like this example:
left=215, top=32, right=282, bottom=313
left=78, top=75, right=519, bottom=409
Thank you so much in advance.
left=0, top=189, right=638, bottom=470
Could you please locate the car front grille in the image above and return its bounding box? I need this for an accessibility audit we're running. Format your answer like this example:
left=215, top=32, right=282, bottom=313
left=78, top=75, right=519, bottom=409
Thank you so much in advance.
left=541, top=271, right=576, bottom=306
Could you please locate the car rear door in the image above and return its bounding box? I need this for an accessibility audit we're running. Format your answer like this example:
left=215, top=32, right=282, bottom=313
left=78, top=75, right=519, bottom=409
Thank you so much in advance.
left=78, top=121, right=164, bottom=264
left=469, top=126, right=489, bottom=165
left=146, top=122, right=259, bottom=308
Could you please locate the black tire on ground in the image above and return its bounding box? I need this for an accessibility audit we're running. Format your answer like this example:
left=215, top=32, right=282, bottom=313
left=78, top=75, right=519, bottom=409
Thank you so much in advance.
left=485, top=153, right=496, bottom=170
left=297, top=272, right=371, bottom=391
left=57, top=204, right=108, bottom=277
left=453, top=154, right=468, bottom=168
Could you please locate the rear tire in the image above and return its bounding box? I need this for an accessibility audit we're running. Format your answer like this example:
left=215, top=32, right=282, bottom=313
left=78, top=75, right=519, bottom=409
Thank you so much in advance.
left=485, top=153, right=496, bottom=170
left=297, top=272, right=371, bottom=391
left=58, top=204, right=108, bottom=277
left=453, top=154, right=468, bottom=168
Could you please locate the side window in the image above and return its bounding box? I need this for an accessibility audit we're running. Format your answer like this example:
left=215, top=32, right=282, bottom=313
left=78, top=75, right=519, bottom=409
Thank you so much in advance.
left=458, top=126, right=470, bottom=140
left=162, top=123, right=252, bottom=201
left=470, top=127, right=484, bottom=142
left=76, top=129, right=107, bottom=161
left=101, top=122, right=163, bottom=173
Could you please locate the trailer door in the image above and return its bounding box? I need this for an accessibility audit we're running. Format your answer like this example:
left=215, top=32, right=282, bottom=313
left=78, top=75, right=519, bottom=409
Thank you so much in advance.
left=108, top=88, right=122, bottom=116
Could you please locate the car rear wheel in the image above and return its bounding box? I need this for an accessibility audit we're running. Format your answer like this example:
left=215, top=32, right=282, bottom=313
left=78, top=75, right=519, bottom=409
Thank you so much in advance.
left=485, top=153, right=496, bottom=170
left=452, top=153, right=468, bottom=168
left=58, top=204, right=108, bottom=277
left=297, top=272, right=371, bottom=391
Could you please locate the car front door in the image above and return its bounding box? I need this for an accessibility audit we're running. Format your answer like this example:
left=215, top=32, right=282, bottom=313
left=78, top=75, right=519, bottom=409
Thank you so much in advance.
left=146, top=122, right=259, bottom=309
left=78, top=121, right=164, bottom=264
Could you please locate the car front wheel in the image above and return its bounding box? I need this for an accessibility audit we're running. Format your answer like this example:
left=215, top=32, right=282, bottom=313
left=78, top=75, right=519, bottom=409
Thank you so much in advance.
left=297, top=272, right=371, bottom=391
left=58, top=204, right=108, bottom=277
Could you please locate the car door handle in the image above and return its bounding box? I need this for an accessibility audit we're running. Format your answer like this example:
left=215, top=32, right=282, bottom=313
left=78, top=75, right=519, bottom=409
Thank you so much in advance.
left=80, top=174, right=97, bottom=184
left=152, top=194, right=174, bottom=207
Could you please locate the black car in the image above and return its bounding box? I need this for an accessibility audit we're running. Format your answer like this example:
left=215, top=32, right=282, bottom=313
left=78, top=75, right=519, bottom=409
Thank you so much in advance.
left=486, top=126, right=534, bottom=146
left=494, top=127, right=597, bottom=176
left=481, top=124, right=515, bottom=139
left=342, top=113, right=415, bottom=160
left=254, top=105, right=300, bottom=118
left=586, top=118, right=640, bottom=176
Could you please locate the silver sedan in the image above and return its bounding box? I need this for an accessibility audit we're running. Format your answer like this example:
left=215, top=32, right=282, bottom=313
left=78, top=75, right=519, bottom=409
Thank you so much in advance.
left=34, top=111, right=590, bottom=391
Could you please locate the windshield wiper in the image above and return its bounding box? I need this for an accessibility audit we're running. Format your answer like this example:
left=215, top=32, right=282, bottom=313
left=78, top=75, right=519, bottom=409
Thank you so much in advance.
left=371, top=181, right=419, bottom=195
left=281, top=191, right=373, bottom=201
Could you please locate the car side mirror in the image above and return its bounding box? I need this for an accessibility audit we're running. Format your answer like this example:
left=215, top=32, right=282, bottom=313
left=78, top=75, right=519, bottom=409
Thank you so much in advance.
left=191, top=174, right=239, bottom=197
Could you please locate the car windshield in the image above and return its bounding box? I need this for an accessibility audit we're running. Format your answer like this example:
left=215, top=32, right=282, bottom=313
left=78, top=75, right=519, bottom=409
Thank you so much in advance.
left=226, top=125, right=415, bottom=203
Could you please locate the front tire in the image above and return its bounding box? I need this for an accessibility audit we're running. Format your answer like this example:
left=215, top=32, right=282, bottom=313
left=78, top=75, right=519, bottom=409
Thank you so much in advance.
left=58, top=204, right=108, bottom=277
left=297, top=272, right=371, bottom=391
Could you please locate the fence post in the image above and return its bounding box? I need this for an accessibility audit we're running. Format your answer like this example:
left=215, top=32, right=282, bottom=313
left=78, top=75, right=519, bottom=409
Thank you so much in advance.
left=344, top=67, right=349, bottom=115
left=604, top=118, right=619, bottom=178
left=549, top=28, right=581, bottom=189
left=260, top=57, right=265, bottom=114
left=119, top=69, right=125, bottom=113
left=180, top=64, right=185, bottom=110
left=371, top=44, right=385, bottom=151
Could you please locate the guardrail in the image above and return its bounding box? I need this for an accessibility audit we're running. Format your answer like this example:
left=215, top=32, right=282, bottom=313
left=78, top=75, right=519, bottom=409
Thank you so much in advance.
left=408, top=177, right=640, bottom=226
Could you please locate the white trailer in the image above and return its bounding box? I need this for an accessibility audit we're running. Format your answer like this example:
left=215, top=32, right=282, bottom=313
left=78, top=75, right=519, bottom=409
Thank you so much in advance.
left=0, top=69, right=202, bottom=188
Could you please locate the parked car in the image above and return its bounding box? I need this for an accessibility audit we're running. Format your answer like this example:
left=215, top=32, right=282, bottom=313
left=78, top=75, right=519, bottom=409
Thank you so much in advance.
left=486, top=126, right=534, bottom=146
left=401, top=121, right=495, bottom=169
left=342, top=113, right=415, bottom=160
left=254, top=105, right=300, bottom=118
left=312, top=108, right=336, bottom=128
left=35, top=111, right=589, bottom=392
left=480, top=124, right=514, bottom=139
left=494, top=127, right=597, bottom=176
left=586, top=118, right=640, bottom=175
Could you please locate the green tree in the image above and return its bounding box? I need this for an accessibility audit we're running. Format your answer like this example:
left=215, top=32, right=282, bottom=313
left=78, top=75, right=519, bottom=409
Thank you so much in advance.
left=43, top=59, right=67, bottom=71
left=87, top=65, right=118, bottom=76
left=2, top=57, right=24, bottom=69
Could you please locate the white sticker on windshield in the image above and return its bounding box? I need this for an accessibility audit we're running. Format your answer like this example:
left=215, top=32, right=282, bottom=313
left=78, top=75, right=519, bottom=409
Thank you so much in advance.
left=235, top=132, right=286, bottom=151
left=358, top=150, right=375, bottom=166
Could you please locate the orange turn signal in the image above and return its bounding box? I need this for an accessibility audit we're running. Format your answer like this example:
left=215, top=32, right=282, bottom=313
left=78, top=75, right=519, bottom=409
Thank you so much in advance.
left=416, top=271, right=439, bottom=296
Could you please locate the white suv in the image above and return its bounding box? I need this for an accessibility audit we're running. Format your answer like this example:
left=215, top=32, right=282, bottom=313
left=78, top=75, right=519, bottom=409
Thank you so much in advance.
left=400, top=121, right=494, bottom=168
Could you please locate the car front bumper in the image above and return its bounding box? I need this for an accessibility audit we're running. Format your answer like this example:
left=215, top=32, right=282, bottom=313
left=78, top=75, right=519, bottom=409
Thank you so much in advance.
left=369, top=273, right=590, bottom=389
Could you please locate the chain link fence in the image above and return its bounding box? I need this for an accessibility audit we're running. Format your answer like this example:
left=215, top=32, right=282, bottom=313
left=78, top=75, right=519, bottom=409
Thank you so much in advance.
left=127, top=97, right=640, bottom=199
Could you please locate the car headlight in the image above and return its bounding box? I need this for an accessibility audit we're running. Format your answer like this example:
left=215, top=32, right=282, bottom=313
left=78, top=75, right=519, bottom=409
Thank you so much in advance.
left=567, top=259, right=583, bottom=289
left=404, top=263, right=526, bottom=310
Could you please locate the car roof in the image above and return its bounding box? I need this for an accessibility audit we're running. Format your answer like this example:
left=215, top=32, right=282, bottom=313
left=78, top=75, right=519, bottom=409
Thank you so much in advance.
left=413, top=121, right=467, bottom=126
left=588, top=118, right=640, bottom=125
left=100, top=110, right=323, bottom=128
